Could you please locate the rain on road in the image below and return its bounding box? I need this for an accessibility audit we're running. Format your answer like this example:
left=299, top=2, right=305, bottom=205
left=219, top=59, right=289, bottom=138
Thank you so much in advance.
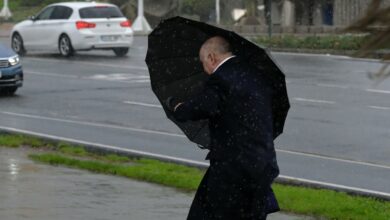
left=0, top=36, right=390, bottom=195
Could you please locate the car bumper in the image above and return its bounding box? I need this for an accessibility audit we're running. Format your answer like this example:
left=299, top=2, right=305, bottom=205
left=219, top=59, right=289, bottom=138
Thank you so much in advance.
left=0, top=64, right=23, bottom=88
left=72, top=31, right=134, bottom=50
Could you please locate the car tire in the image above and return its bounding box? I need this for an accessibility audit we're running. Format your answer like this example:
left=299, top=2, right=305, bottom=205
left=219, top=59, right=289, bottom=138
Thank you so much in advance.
left=11, top=33, right=26, bottom=56
left=1, top=87, right=18, bottom=96
left=59, top=35, right=74, bottom=57
left=113, top=47, right=129, bottom=57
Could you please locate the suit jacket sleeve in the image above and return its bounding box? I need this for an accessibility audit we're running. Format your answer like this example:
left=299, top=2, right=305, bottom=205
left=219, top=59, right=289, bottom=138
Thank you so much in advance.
left=172, top=77, right=224, bottom=122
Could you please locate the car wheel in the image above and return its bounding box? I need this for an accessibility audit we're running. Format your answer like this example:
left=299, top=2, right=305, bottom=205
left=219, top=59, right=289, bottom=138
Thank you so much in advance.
left=59, top=35, right=74, bottom=57
left=113, top=47, right=129, bottom=57
left=12, top=33, right=26, bottom=56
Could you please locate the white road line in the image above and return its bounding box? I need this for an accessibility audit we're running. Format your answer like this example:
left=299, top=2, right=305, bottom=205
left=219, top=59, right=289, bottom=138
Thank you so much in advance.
left=293, top=97, right=336, bottom=104
left=0, top=111, right=185, bottom=138
left=26, top=71, right=79, bottom=79
left=131, top=79, right=150, bottom=83
left=88, top=73, right=149, bottom=81
left=368, top=106, right=390, bottom=110
left=316, top=83, right=349, bottom=89
left=365, top=89, right=390, bottom=94
left=1, top=125, right=389, bottom=199
left=337, top=56, right=385, bottom=63
left=272, top=51, right=350, bottom=59
left=25, top=57, right=148, bottom=71
left=278, top=148, right=390, bottom=170
left=123, top=101, right=162, bottom=108
left=278, top=175, right=390, bottom=198
left=2, top=111, right=390, bottom=170
left=26, top=71, right=151, bottom=84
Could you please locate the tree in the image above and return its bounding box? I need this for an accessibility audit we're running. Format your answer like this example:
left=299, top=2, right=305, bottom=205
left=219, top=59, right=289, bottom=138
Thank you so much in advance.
left=346, top=0, right=390, bottom=79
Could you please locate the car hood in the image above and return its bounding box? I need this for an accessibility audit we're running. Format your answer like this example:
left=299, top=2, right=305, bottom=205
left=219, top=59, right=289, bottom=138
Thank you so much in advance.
left=0, top=43, right=17, bottom=58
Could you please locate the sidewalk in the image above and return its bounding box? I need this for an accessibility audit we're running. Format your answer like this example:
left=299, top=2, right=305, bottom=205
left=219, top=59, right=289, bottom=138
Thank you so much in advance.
left=0, top=22, right=13, bottom=37
left=0, top=147, right=312, bottom=220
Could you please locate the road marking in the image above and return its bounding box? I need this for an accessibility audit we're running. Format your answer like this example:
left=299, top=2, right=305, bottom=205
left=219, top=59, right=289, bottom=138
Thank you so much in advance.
left=278, top=148, right=390, bottom=170
left=0, top=125, right=389, bottom=199
left=337, top=56, right=386, bottom=63
left=316, top=83, right=349, bottom=89
left=272, top=51, right=350, bottom=59
left=2, top=111, right=390, bottom=170
left=88, top=73, right=150, bottom=83
left=368, top=106, right=390, bottom=110
left=123, top=101, right=162, bottom=108
left=0, top=111, right=185, bottom=138
left=130, top=79, right=150, bottom=83
left=89, top=73, right=149, bottom=80
left=293, top=97, right=336, bottom=104
left=25, top=57, right=148, bottom=71
left=26, top=71, right=151, bottom=84
left=365, top=89, right=390, bottom=94
left=278, top=175, right=390, bottom=199
left=26, top=71, right=79, bottom=79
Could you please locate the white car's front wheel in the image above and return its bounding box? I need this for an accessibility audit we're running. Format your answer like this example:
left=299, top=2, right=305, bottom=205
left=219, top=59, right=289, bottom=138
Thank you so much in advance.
left=59, top=35, right=74, bottom=57
left=12, top=33, right=26, bottom=56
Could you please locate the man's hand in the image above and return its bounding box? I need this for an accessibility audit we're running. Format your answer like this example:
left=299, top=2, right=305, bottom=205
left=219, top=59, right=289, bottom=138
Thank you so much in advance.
left=165, top=96, right=182, bottom=112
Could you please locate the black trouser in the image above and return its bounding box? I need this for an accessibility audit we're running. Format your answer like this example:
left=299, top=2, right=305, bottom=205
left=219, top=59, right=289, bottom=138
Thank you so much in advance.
left=187, top=159, right=278, bottom=220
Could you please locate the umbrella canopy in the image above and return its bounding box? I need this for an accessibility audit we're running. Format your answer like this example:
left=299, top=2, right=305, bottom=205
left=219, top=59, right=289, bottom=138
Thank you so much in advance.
left=146, top=16, right=289, bottom=148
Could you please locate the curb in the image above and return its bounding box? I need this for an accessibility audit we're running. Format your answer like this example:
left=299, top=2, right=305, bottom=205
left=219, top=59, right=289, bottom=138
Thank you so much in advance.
left=1, top=126, right=390, bottom=201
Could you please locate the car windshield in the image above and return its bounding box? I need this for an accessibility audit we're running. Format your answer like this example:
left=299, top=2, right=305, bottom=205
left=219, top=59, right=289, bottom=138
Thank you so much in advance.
left=79, top=6, right=123, bottom=19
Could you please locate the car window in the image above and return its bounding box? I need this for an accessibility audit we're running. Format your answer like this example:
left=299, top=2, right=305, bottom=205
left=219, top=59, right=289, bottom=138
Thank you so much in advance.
left=50, top=6, right=73, bottom=20
left=36, top=6, right=55, bottom=20
left=79, top=6, right=124, bottom=19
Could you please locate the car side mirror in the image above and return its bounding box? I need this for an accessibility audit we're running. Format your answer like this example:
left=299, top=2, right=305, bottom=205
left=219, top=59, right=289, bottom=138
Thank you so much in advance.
left=29, top=16, right=36, bottom=21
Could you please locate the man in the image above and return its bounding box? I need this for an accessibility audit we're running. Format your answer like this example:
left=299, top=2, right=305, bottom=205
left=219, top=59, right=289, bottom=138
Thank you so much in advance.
left=167, top=36, right=280, bottom=220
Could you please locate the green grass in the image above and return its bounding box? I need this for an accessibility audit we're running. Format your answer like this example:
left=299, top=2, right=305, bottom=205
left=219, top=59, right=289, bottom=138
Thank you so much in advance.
left=274, top=184, right=390, bottom=220
left=254, top=35, right=374, bottom=51
left=0, top=134, right=46, bottom=148
left=29, top=152, right=390, bottom=219
left=1, top=133, right=390, bottom=219
left=29, top=153, right=203, bottom=191
left=0, top=0, right=57, bottom=22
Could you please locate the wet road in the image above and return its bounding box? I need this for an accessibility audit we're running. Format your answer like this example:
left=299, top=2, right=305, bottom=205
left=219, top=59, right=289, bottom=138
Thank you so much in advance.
left=0, top=147, right=308, bottom=220
left=0, top=147, right=192, bottom=220
left=0, top=36, right=389, bottom=195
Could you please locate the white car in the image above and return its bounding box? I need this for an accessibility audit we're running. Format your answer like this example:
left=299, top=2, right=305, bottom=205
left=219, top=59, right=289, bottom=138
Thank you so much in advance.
left=11, top=2, right=134, bottom=57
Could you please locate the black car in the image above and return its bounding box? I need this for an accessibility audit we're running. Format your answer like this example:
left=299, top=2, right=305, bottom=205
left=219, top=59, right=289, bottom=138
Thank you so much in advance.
left=0, top=43, right=23, bottom=95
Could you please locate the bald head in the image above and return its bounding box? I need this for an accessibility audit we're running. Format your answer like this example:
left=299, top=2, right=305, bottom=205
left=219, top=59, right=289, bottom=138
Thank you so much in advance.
left=199, top=36, right=233, bottom=75
left=200, top=36, right=232, bottom=56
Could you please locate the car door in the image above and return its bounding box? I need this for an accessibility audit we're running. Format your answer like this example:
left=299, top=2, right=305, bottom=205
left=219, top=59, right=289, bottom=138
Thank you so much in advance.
left=22, top=6, right=55, bottom=50
left=45, top=6, right=74, bottom=50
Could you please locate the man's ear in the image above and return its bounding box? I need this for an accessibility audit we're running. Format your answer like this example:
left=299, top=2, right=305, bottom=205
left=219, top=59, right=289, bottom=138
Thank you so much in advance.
left=209, top=52, right=217, bottom=65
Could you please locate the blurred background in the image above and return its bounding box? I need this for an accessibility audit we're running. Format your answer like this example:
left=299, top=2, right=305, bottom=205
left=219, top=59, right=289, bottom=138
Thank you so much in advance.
left=1, top=0, right=390, bottom=35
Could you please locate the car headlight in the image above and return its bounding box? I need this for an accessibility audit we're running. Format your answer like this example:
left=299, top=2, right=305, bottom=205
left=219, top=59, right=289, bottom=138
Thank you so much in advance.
left=8, top=55, right=20, bottom=66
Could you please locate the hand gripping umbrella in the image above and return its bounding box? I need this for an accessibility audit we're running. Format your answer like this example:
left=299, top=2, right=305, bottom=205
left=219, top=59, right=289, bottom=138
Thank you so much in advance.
left=145, top=16, right=289, bottom=148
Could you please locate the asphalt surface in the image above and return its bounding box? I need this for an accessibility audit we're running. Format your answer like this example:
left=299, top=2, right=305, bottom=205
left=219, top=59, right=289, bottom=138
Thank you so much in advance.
left=0, top=147, right=308, bottom=220
left=0, top=147, right=191, bottom=220
left=0, top=36, right=390, bottom=196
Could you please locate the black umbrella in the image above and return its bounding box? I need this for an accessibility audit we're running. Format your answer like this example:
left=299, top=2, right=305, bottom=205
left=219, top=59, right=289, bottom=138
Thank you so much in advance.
left=146, top=16, right=289, bottom=148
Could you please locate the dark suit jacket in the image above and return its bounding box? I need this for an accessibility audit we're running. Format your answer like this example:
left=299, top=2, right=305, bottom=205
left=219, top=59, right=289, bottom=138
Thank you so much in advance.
left=174, top=57, right=280, bottom=217
left=174, top=57, right=278, bottom=170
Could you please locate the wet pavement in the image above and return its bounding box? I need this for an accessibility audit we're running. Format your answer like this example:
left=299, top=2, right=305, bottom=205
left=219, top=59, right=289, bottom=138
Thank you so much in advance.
left=0, top=147, right=311, bottom=220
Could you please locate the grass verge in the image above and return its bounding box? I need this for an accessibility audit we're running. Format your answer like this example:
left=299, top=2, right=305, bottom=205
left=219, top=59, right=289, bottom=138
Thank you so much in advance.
left=253, top=35, right=371, bottom=51
left=1, top=133, right=390, bottom=219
